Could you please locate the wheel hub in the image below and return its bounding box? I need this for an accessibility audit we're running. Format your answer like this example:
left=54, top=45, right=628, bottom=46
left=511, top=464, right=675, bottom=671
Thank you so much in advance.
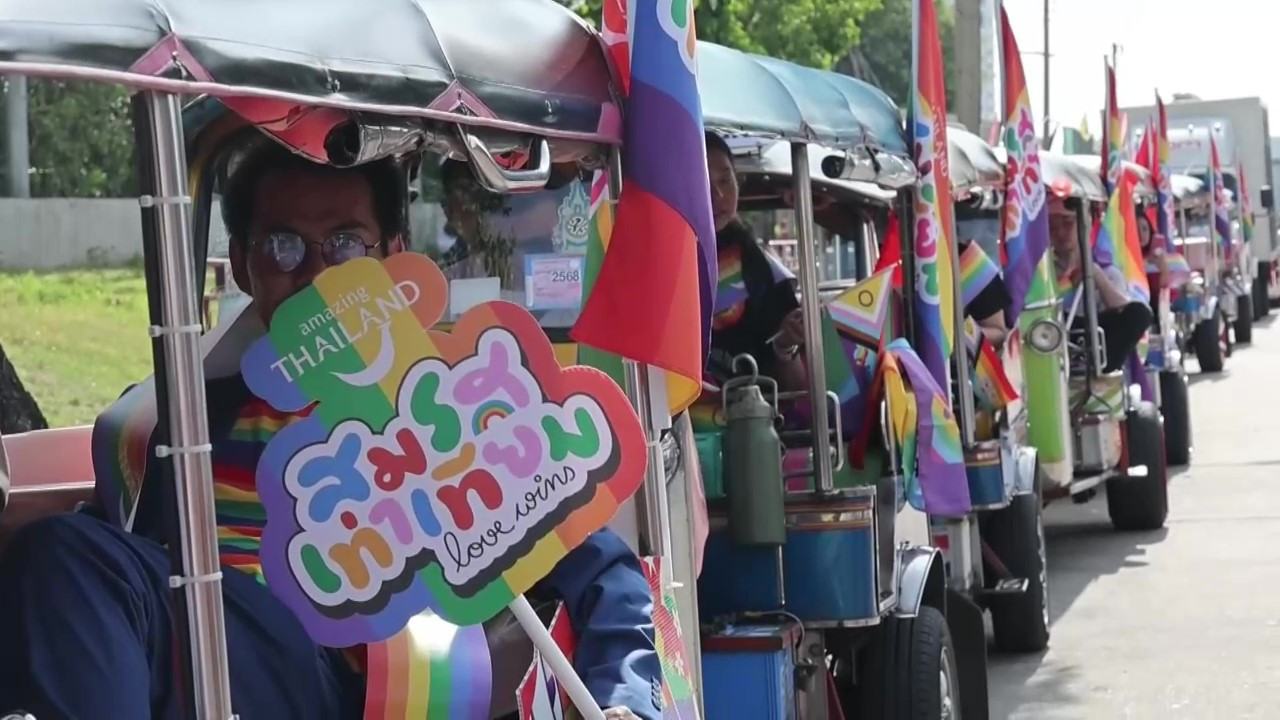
left=940, top=648, right=957, bottom=720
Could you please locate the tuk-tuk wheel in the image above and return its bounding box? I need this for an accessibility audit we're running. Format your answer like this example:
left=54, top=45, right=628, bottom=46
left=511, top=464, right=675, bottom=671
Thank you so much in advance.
left=1234, top=293, right=1254, bottom=344
left=1106, top=401, right=1169, bottom=531
left=983, top=470, right=1050, bottom=654
left=1192, top=313, right=1226, bottom=373
left=1159, top=370, right=1192, bottom=466
left=855, top=607, right=963, bottom=719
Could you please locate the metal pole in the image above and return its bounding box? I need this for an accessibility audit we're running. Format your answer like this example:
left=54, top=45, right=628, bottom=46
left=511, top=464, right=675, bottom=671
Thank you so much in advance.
left=5, top=75, right=30, bottom=198
left=139, top=91, right=234, bottom=719
left=790, top=142, right=834, bottom=492
left=1042, top=0, right=1051, bottom=144
left=607, top=152, right=673, bottom=567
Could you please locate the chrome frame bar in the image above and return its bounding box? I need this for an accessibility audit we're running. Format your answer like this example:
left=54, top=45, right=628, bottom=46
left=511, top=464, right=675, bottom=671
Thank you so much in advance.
left=790, top=142, right=835, bottom=492
left=1077, top=202, right=1104, bottom=377
left=138, top=91, right=235, bottom=719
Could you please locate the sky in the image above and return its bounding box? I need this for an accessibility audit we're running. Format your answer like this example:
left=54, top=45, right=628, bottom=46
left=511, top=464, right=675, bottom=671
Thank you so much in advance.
left=1000, top=0, right=1277, bottom=135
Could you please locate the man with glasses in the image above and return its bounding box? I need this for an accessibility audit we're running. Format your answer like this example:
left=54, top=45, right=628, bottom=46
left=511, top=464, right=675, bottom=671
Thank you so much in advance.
left=1049, top=195, right=1153, bottom=372
left=0, top=144, right=656, bottom=720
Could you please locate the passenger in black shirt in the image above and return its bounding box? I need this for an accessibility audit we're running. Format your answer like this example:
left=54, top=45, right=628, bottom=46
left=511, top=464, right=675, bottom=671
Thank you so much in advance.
left=705, top=132, right=807, bottom=391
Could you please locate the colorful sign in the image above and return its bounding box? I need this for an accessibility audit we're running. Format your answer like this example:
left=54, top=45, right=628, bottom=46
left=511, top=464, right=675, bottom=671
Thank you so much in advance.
left=525, top=254, right=586, bottom=311
left=241, top=253, right=648, bottom=645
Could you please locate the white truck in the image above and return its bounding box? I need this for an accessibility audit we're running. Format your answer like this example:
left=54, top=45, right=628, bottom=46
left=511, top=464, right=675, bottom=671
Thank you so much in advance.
left=1121, top=95, right=1279, bottom=322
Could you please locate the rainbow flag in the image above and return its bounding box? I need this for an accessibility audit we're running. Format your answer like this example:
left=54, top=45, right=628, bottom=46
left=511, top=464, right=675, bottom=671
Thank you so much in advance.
left=1239, top=164, right=1255, bottom=243
left=819, top=267, right=894, bottom=459
left=963, top=319, right=1019, bottom=413
left=572, top=0, right=716, bottom=417
left=1155, top=94, right=1177, bottom=252
left=1151, top=252, right=1193, bottom=287
left=1210, top=136, right=1233, bottom=254
left=640, top=557, right=702, bottom=719
left=884, top=338, right=970, bottom=517
left=1101, top=62, right=1123, bottom=194
left=910, top=0, right=957, bottom=390
left=576, top=171, right=627, bottom=388
left=997, top=8, right=1051, bottom=326
left=959, top=240, right=1001, bottom=308
left=1094, top=171, right=1150, bottom=303
left=364, top=618, right=492, bottom=719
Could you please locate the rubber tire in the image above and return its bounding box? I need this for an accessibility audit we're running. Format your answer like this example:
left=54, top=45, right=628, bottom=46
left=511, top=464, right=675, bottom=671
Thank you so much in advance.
left=984, top=479, right=1051, bottom=653
left=1235, top=293, right=1254, bottom=344
left=858, top=607, right=963, bottom=719
left=1193, top=313, right=1225, bottom=373
left=1159, top=370, right=1192, bottom=466
left=1107, top=401, right=1169, bottom=531
left=1256, top=262, right=1273, bottom=316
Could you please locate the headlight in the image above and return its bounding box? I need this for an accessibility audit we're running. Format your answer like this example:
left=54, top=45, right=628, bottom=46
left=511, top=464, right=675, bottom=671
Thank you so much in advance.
left=1027, top=318, right=1064, bottom=353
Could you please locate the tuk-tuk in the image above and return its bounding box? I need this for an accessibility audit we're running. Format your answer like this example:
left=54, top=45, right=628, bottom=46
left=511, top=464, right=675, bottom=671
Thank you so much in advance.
left=0, top=2, right=692, bottom=718
left=689, top=40, right=987, bottom=719
left=1171, top=178, right=1237, bottom=373
left=942, top=125, right=1052, bottom=654
left=1038, top=151, right=1170, bottom=532
left=1073, top=155, right=1194, bottom=466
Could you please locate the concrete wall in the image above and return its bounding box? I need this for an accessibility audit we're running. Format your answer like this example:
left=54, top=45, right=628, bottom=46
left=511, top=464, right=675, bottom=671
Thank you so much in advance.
left=0, top=198, right=446, bottom=270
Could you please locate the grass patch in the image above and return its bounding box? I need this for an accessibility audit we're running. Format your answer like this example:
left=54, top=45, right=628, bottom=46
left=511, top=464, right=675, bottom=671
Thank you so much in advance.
left=0, top=268, right=154, bottom=427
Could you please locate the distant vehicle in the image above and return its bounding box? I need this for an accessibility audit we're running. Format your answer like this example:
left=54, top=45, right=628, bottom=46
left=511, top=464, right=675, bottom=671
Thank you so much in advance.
left=1122, top=95, right=1279, bottom=319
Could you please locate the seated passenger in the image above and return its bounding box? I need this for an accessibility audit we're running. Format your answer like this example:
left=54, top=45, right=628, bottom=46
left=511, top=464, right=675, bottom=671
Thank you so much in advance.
left=1049, top=196, right=1153, bottom=373
left=0, top=144, right=657, bottom=720
left=705, top=132, right=807, bottom=391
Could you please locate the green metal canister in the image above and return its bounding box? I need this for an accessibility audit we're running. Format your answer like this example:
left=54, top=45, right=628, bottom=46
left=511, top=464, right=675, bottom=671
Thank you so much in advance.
left=721, top=381, right=786, bottom=546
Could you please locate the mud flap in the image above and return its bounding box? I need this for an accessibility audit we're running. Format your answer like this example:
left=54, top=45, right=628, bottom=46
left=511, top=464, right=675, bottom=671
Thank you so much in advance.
left=946, top=588, right=990, bottom=720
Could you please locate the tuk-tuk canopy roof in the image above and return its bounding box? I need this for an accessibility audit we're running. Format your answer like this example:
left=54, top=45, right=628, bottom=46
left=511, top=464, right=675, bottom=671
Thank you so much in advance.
left=948, top=125, right=1004, bottom=194
left=1040, top=152, right=1107, bottom=202
left=1171, top=174, right=1206, bottom=202
left=727, top=138, right=898, bottom=206
left=1070, top=155, right=1157, bottom=200
left=0, top=0, right=623, bottom=144
left=697, top=41, right=909, bottom=158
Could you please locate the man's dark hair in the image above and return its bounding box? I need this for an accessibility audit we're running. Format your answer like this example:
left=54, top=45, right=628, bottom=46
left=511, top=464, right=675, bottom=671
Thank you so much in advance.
left=221, top=141, right=408, bottom=248
left=705, top=131, right=732, bottom=161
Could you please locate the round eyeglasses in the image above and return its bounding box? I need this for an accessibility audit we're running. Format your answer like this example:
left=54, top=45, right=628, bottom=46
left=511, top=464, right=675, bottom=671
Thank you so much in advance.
left=255, top=231, right=378, bottom=274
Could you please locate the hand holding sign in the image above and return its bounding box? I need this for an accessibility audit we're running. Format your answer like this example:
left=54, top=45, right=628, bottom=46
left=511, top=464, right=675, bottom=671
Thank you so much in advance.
left=241, top=253, right=647, bottom=653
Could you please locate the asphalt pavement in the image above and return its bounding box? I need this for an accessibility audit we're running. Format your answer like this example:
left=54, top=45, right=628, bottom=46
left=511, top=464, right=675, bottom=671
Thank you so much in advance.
left=988, top=313, right=1280, bottom=719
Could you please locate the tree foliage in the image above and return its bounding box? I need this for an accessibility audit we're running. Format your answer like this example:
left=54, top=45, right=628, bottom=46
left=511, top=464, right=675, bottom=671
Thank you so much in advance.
left=852, top=0, right=957, bottom=109
left=2, top=78, right=137, bottom=198
left=561, top=0, right=884, bottom=71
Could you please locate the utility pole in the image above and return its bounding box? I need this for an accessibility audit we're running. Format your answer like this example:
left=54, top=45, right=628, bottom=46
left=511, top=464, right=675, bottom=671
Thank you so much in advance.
left=954, top=0, right=983, bottom=132
left=4, top=75, right=30, bottom=198
left=1042, top=0, right=1051, bottom=143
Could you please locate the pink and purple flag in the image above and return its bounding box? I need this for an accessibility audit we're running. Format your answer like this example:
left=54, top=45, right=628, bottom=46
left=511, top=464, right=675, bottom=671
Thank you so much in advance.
left=998, top=8, right=1050, bottom=326
left=572, top=0, right=717, bottom=416
left=910, top=0, right=958, bottom=391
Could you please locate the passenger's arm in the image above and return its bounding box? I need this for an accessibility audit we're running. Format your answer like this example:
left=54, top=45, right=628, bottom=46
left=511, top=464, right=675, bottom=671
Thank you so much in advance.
left=1089, top=263, right=1132, bottom=310
left=536, top=530, right=662, bottom=720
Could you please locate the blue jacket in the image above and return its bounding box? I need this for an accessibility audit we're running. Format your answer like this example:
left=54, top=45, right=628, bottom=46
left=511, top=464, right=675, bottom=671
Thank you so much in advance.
left=126, top=374, right=663, bottom=719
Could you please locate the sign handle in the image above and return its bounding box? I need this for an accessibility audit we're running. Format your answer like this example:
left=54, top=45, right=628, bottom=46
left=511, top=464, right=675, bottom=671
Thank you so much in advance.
left=509, top=594, right=606, bottom=720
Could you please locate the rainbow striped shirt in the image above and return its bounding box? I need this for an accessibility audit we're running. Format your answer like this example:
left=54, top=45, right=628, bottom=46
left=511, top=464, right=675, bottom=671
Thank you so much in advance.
left=211, top=397, right=312, bottom=584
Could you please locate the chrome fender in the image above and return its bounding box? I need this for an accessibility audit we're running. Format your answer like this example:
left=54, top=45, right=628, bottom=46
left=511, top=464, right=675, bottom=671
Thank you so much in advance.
left=1004, top=441, right=1039, bottom=497
left=893, top=545, right=946, bottom=618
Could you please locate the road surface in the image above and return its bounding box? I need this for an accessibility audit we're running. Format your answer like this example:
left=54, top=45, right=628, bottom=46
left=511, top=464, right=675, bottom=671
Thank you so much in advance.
left=988, top=315, right=1280, bottom=719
